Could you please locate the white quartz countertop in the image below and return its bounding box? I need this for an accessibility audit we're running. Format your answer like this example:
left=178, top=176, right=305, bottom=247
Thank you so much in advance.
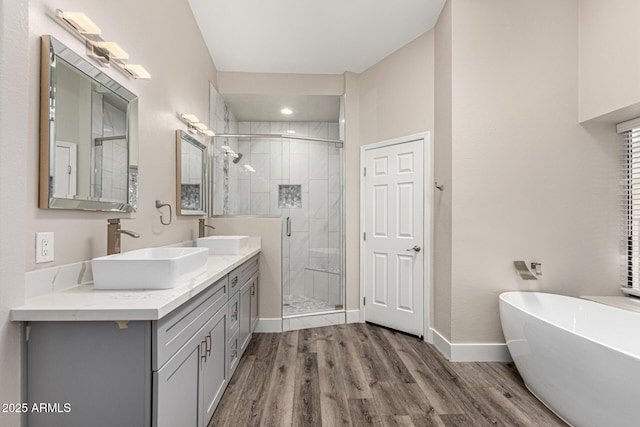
left=11, top=243, right=261, bottom=322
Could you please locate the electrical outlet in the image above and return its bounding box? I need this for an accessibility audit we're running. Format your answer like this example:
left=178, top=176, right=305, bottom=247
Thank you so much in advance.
left=36, top=232, right=54, bottom=263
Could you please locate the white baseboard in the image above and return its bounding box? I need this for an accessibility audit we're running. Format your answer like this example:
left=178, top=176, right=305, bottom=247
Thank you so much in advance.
left=346, top=310, right=361, bottom=324
left=255, top=318, right=282, bottom=333
left=430, top=328, right=512, bottom=362
left=424, top=327, right=434, bottom=344
left=432, top=328, right=452, bottom=359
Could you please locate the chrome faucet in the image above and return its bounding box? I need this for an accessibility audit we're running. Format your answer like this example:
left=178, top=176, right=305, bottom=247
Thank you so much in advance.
left=198, top=218, right=216, bottom=238
left=107, top=218, right=140, bottom=255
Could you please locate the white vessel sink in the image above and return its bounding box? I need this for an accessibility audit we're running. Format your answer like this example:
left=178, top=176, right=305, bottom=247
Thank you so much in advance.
left=197, top=235, right=249, bottom=255
left=92, top=247, right=209, bottom=290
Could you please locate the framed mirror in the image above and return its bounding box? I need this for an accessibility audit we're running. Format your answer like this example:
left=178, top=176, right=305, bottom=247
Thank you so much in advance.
left=39, top=35, right=139, bottom=212
left=176, top=130, right=208, bottom=216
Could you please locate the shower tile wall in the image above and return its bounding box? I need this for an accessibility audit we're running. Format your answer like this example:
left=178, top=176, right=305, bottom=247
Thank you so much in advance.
left=91, top=94, right=128, bottom=202
left=231, top=121, right=341, bottom=309
left=209, top=87, right=238, bottom=214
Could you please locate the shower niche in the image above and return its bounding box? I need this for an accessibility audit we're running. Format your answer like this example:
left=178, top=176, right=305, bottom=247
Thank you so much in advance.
left=209, top=85, right=345, bottom=325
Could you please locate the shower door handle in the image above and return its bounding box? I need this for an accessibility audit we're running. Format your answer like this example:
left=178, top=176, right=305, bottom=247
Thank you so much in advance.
left=286, top=217, right=291, bottom=237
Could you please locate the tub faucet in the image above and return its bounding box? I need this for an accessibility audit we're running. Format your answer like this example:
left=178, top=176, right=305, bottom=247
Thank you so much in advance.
left=198, top=218, right=216, bottom=238
left=107, top=218, right=140, bottom=255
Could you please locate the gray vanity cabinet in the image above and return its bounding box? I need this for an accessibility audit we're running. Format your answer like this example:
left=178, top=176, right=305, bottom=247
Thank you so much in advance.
left=24, top=255, right=259, bottom=427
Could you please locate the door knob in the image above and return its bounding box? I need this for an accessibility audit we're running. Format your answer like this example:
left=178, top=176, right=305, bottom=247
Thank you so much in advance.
left=406, top=245, right=421, bottom=252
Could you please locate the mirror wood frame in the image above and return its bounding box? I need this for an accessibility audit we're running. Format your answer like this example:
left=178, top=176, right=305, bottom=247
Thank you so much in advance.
left=39, top=35, right=139, bottom=212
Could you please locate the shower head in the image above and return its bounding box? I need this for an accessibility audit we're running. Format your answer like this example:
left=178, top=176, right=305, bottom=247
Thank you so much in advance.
left=233, top=153, right=243, bottom=164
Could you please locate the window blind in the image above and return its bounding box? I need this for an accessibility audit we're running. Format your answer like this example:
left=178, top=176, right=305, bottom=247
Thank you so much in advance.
left=617, top=118, right=640, bottom=296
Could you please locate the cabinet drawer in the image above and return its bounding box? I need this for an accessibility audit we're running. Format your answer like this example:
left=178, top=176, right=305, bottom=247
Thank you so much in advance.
left=228, top=329, right=239, bottom=378
left=153, top=276, right=228, bottom=370
left=229, top=255, right=259, bottom=294
left=228, top=291, right=239, bottom=336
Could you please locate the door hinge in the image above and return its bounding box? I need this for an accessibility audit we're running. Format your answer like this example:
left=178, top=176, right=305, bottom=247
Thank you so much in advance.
left=363, top=232, right=366, bottom=241
left=363, top=168, right=366, bottom=176
left=363, top=297, right=366, bottom=306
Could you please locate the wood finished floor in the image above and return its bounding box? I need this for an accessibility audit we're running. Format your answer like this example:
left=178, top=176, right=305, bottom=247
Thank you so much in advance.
left=209, top=323, right=566, bottom=427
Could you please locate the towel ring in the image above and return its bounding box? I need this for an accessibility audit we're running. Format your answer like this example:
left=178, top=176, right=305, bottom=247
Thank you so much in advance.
left=155, top=200, right=172, bottom=225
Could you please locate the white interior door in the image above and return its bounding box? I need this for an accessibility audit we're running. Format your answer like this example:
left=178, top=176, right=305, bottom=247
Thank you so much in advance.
left=54, top=141, right=77, bottom=198
left=363, top=138, right=424, bottom=337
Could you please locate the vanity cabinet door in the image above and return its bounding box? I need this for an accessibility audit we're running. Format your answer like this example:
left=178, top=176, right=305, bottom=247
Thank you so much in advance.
left=153, top=334, right=203, bottom=427
left=239, top=281, right=252, bottom=356
left=250, top=274, right=259, bottom=333
left=201, top=305, right=228, bottom=424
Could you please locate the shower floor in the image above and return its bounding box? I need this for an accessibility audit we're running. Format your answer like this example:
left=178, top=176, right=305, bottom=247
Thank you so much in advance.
left=282, top=294, right=337, bottom=317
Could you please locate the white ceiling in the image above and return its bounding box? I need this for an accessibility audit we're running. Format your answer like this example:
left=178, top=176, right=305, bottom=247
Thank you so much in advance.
left=188, top=0, right=446, bottom=74
left=224, top=94, right=340, bottom=122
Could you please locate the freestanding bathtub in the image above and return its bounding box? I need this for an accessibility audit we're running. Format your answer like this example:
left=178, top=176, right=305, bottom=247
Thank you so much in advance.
left=499, top=292, right=640, bottom=427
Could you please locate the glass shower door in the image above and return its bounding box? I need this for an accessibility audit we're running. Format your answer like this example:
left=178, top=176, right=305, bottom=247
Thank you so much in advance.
left=281, top=136, right=343, bottom=317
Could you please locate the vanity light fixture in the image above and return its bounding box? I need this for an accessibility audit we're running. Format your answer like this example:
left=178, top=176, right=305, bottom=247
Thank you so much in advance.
left=54, top=9, right=150, bottom=80
left=57, top=11, right=101, bottom=35
left=123, top=64, right=151, bottom=80
left=87, top=44, right=111, bottom=66
left=286, top=130, right=296, bottom=134
left=180, top=114, right=200, bottom=124
left=281, top=108, right=293, bottom=115
left=244, top=165, right=256, bottom=173
left=96, top=41, right=129, bottom=60
left=177, top=112, right=215, bottom=137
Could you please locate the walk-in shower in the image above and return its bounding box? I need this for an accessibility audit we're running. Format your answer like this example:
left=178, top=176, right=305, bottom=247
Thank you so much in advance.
left=212, top=127, right=344, bottom=320
left=209, top=88, right=345, bottom=326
